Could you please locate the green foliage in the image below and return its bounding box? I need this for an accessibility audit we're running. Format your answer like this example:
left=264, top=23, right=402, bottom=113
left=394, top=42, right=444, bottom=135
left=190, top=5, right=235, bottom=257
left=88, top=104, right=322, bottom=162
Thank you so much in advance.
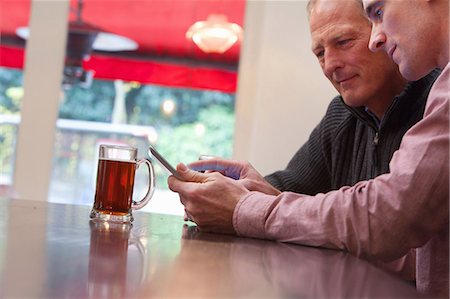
left=130, top=84, right=235, bottom=127
left=147, top=105, right=234, bottom=189
left=0, top=68, right=23, bottom=114
left=59, top=80, right=115, bottom=122
left=57, top=81, right=236, bottom=129
left=0, top=67, right=236, bottom=197
left=0, top=125, right=17, bottom=181
left=0, top=68, right=23, bottom=181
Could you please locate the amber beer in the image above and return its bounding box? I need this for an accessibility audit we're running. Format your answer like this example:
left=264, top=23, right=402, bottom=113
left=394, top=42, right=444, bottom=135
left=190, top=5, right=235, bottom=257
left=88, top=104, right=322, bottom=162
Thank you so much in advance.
left=90, top=144, right=155, bottom=223
left=94, top=159, right=136, bottom=215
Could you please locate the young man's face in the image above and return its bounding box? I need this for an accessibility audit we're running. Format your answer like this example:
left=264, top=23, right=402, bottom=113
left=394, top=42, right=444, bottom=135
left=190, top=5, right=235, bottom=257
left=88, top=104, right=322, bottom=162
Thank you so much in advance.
left=363, top=0, right=436, bottom=81
left=309, top=0, right=404, bottom=115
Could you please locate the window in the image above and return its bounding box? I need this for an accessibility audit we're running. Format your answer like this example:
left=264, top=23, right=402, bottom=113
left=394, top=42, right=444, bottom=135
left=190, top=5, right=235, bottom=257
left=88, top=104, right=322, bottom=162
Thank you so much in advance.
left=1, top=0, right=243, bottom=216
left=0, top=67, right=235, bottom=215
left=0, top=68, right=23, bottom=188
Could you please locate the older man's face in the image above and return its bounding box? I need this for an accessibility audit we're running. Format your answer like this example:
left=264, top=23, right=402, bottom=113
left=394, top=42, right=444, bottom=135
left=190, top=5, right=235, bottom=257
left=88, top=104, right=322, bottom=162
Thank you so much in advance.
left=309, top=0, right=403, bottom=114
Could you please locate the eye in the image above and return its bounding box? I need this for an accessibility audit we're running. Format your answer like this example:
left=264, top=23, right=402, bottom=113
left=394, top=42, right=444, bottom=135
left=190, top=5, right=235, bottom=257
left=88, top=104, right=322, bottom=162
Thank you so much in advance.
left=314, top=49, right=324, bottom=59
left=374, top=7, right=383, bottom=19
left=368, top=4, right=384, bottom=21
left=337, top=39, right=350, bottom=46
left=336, top=38, right=355, bottom=49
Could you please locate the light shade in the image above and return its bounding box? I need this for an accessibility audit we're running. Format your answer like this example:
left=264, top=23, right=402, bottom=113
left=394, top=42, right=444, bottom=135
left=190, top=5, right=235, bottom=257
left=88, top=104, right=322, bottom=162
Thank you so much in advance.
left=16, top=22, right=138, bottom=89
left=16, top=25, right=138, bottom=52
left=186, top=14, right=242, bottom=54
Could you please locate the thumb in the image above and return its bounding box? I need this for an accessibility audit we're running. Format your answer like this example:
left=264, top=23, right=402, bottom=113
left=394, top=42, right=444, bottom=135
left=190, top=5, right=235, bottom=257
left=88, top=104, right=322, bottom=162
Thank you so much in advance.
left=177, top=163, right=210, bottom=183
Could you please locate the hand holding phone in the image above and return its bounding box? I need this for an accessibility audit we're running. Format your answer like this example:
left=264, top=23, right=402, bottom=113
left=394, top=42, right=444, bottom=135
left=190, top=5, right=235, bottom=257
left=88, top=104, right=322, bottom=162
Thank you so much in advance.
left=148, top=145, right=184, bottom=181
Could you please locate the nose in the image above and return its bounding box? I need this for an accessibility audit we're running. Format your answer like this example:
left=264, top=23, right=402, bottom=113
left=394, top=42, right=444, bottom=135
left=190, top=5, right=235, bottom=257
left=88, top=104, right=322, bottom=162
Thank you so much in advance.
left=368, top=24, right=386, bottom=52
left=323, top=49, right=344, bottom=78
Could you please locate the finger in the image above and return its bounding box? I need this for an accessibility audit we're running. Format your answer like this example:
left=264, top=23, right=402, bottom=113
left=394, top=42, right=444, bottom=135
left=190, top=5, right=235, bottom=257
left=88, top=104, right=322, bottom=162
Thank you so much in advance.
left=168, top=174, right=205, bottom=195
left=188, top=158, right=241, bottom=179
left=168, top=165, right=212, bottom=195
left=168, top=175, right=182, bottom=192
left=177, top=163, right=211, bottom=183
left=188, top=159, right=226, bottom=172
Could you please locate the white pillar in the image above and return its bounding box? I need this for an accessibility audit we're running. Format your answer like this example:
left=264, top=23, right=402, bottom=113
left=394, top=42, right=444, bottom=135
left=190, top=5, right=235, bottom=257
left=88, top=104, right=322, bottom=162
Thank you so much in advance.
left=14, top=0, right=70, bottom=201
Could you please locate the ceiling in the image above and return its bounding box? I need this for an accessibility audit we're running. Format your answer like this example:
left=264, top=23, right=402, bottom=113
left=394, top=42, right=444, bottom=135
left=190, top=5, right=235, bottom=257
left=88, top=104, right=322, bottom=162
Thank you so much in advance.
left=0, top=0, right=246, bottom=92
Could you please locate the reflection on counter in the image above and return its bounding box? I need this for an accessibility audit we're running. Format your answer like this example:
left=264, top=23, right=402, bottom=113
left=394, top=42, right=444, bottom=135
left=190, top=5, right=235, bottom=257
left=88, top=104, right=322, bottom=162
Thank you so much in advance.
left=88, top=221, right=147, bottom=298
left=138, top=225, right=420, bottom=298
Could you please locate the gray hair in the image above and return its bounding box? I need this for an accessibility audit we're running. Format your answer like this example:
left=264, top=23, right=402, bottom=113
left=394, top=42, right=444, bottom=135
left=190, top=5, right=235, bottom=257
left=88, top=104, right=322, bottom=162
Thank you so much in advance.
left=307, top=0, right=366, bottom=18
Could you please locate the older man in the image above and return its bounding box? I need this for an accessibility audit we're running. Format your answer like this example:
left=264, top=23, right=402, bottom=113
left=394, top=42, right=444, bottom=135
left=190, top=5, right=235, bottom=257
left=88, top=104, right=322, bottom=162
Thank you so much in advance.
left=169, top=0, right=449, bottom=297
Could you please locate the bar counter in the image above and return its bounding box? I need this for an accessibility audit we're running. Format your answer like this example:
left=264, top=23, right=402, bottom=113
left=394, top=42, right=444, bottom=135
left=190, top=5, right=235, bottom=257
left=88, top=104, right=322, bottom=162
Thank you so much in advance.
left=0, top=198, right=421, bottom=298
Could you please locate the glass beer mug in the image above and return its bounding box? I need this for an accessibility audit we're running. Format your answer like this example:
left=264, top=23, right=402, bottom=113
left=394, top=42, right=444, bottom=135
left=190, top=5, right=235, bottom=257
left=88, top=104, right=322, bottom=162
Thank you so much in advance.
left=90, top=144, right=155, bottom=223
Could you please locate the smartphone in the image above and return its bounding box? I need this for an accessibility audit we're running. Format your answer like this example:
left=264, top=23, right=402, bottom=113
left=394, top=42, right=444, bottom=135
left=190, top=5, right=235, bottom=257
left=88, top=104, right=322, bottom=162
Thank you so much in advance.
left=148, top=145, right=184, bottom=180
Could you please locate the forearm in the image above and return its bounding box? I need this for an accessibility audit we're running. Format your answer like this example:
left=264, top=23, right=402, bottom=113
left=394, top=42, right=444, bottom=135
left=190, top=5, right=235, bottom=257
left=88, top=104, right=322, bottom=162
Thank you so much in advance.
left=234, top=96, right=449, bottom=261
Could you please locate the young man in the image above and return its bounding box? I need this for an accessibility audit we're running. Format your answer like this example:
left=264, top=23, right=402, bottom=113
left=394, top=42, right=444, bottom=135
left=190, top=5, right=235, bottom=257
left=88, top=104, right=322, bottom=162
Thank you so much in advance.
left=361, top=0, right=449, bottom=296
left=169, top=0, right=449, bottom=296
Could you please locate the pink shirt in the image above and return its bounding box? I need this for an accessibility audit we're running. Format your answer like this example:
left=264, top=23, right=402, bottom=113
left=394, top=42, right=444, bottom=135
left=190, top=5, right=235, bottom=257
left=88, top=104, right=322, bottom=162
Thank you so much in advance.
left=234, top=64, right=449, bottom=297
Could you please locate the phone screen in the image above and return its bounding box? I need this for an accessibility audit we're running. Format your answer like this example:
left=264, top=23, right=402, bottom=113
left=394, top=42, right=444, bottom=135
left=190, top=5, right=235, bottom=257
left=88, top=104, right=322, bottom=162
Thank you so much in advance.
left=148, top=145, right=184, bottom=180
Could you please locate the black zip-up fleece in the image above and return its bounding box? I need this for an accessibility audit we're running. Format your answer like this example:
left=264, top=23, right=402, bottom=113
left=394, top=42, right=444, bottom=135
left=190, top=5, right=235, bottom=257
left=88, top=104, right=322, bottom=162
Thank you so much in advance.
left=265, top=69, right=441, bottom=195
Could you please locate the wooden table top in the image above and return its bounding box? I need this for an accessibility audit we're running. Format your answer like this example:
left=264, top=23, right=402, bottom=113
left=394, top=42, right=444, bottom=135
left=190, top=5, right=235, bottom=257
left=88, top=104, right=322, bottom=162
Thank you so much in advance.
left=0, top=198, right=421, bottom=298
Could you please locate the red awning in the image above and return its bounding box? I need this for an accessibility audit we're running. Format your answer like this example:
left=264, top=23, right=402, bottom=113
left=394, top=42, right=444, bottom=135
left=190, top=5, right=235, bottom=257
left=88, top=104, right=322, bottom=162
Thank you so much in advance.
left=0, top=0, right=245, bottom=93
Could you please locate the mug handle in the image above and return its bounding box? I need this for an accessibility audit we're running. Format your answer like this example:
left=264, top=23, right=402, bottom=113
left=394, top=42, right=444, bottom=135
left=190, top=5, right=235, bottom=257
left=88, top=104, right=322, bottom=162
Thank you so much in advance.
left=132, top=158, right=155, bottom=210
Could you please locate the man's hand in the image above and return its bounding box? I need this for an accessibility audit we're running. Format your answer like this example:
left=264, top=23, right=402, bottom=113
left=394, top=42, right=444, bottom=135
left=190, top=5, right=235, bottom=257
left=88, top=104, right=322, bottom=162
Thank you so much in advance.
left=168, top=163, right=250, bottom=234
left=187, top=158, right=281, bottom=196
